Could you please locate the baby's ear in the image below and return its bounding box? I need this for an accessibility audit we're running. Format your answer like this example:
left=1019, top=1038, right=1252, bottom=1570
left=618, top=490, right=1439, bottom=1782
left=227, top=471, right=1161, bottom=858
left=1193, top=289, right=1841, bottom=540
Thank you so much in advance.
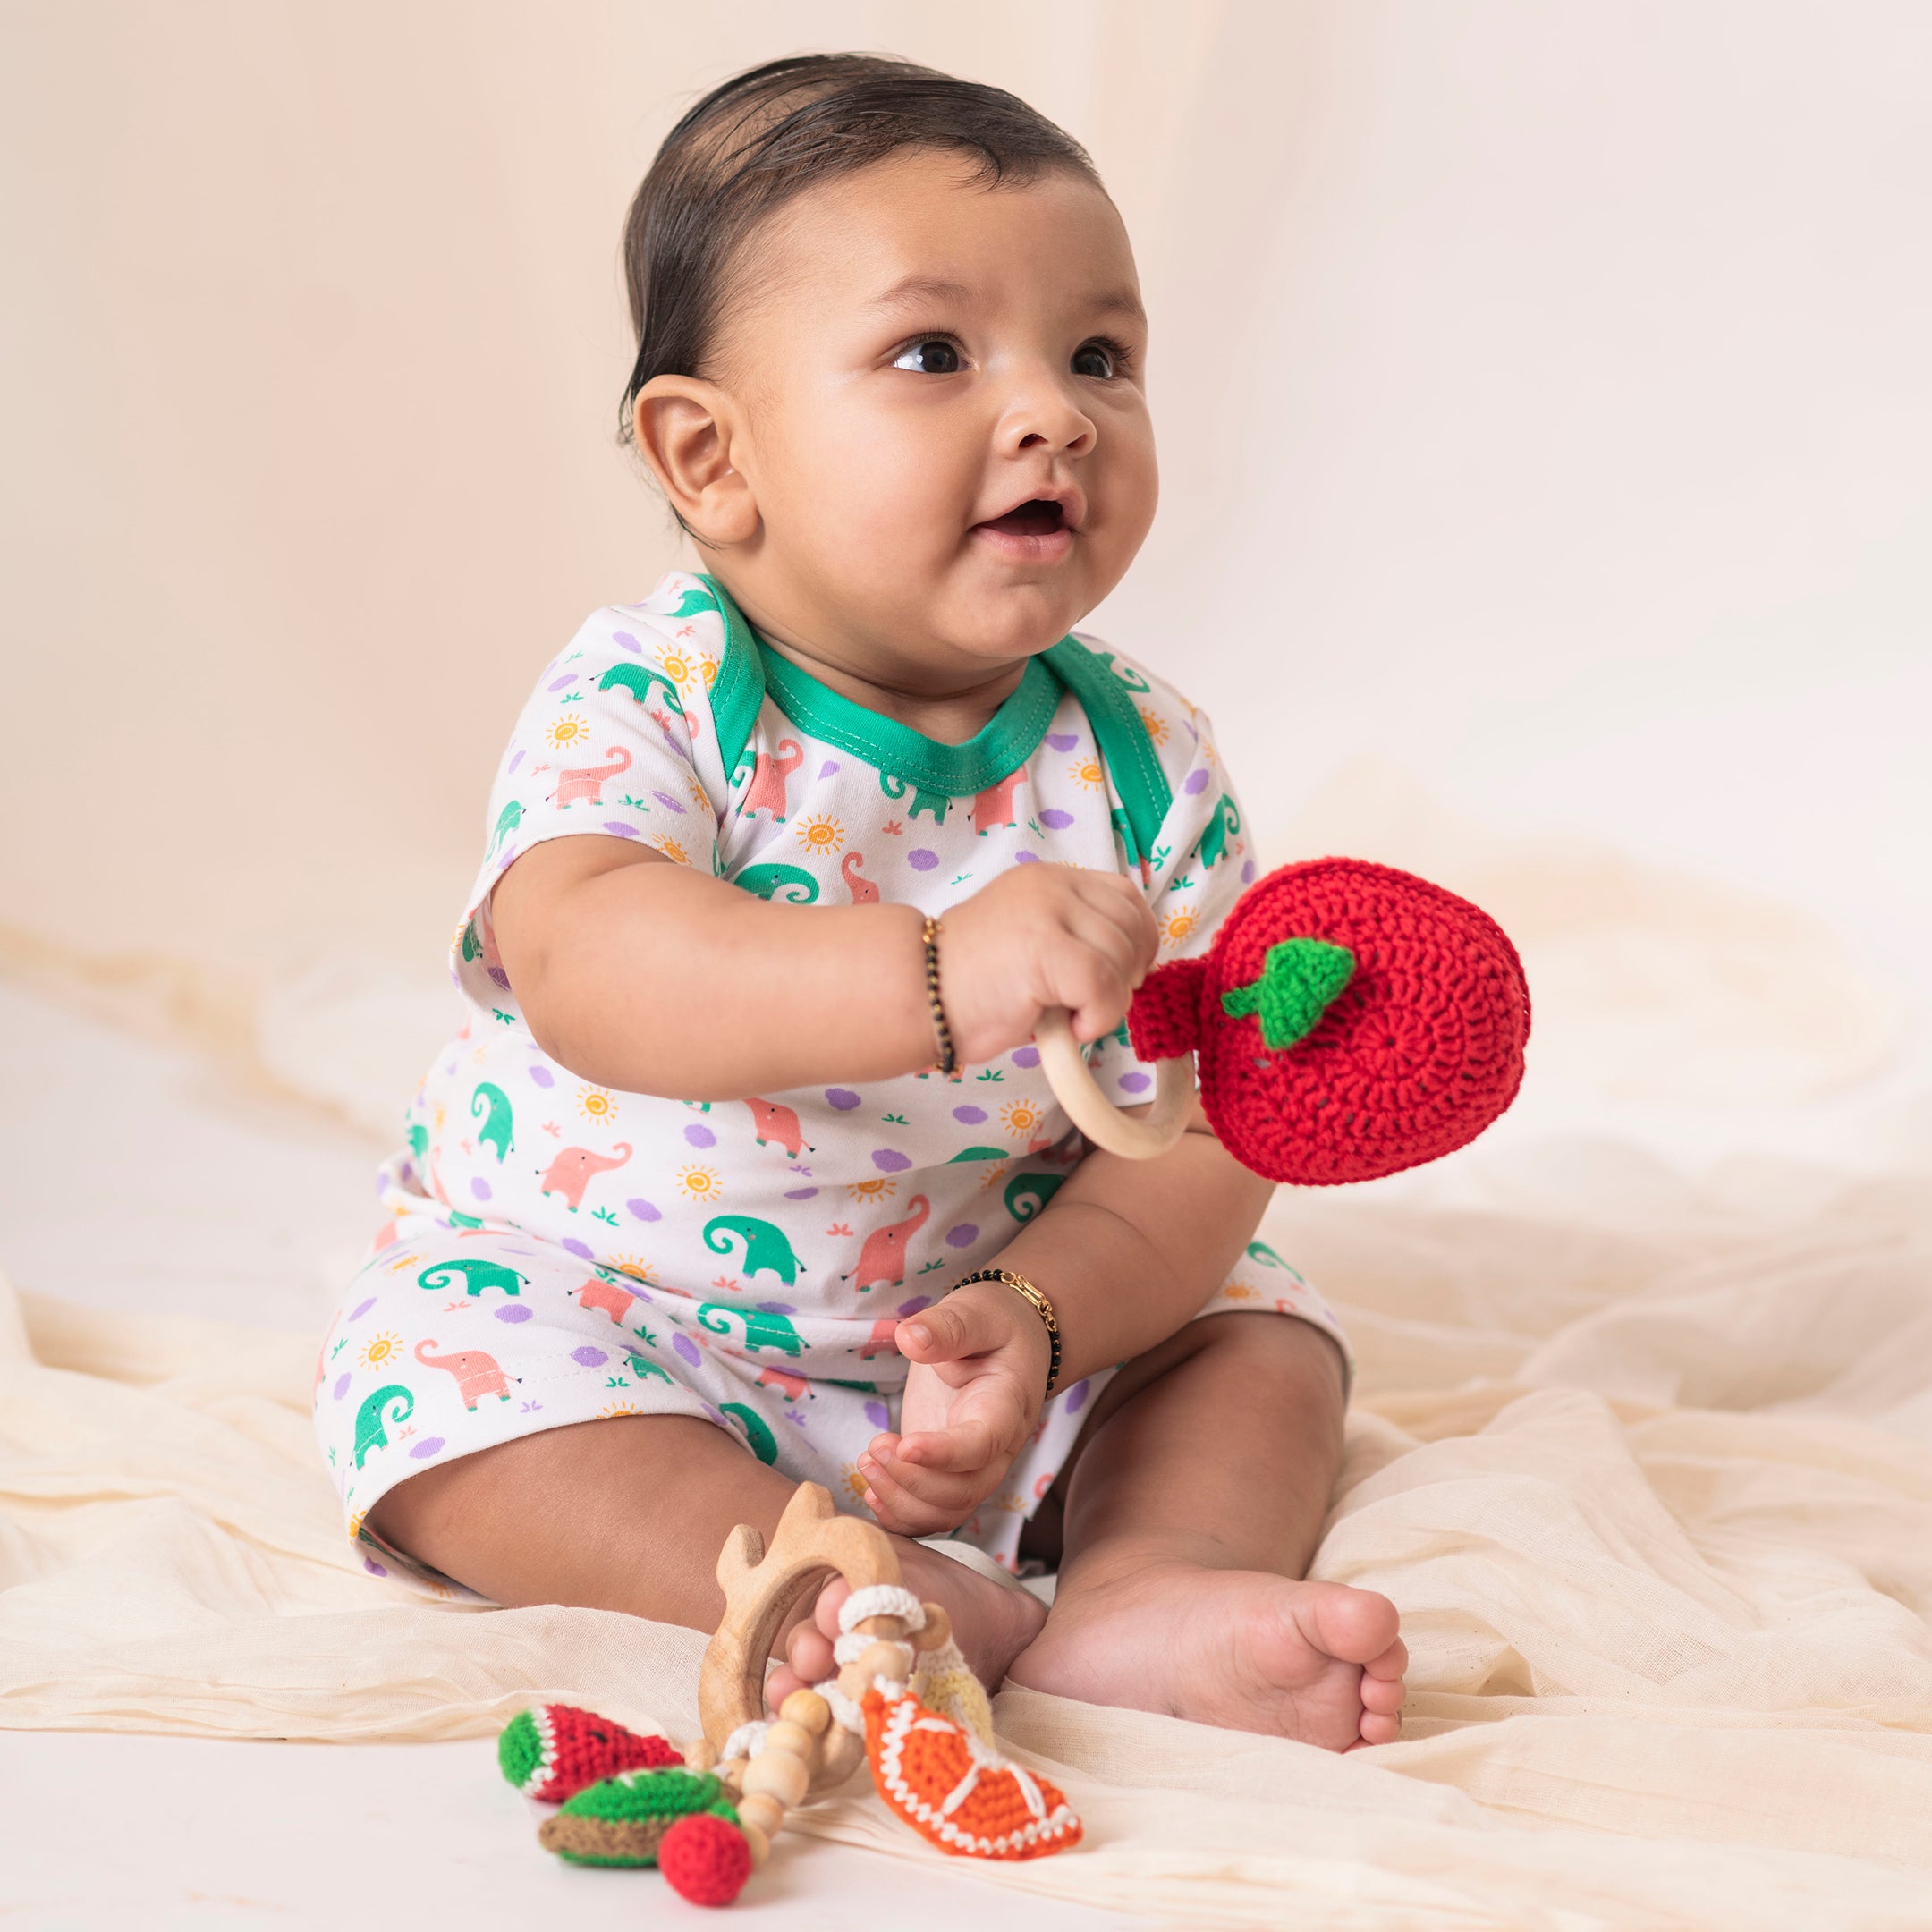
left=632, top=375, right=758, bottom=546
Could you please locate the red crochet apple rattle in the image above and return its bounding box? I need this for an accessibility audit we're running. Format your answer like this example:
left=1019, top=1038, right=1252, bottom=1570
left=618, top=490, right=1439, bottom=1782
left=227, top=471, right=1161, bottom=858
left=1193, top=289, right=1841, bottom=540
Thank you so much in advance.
left=1038, top=858, right=1530, bottom=1179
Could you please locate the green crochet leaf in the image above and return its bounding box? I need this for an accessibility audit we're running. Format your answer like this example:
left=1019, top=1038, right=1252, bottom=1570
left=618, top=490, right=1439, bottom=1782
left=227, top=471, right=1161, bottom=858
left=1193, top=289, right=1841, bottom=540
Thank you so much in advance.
left=561, top=1767, right=733, bottom=1824
left=496, top=1708, right=541, bottom=1789
left=1221, top=938, right=1356, bottom=1051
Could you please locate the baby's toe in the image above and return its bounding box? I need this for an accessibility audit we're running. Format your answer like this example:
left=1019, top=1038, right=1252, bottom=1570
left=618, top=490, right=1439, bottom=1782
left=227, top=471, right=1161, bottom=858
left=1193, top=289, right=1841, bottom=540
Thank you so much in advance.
left=1299, top=1580, right=1402, bottom=1665
left=787, top=1618, right=835, bottom=1683
left=1357, top=1708, right=1402, bottom=1746
left=763, top=1661, right=806, bottom=1712
left=814, top=1574, right=852, bottom=1640
left=1360, top=1671, right=1406, bottom=1716
left=1363, top=1634, right=1408, bottom=1681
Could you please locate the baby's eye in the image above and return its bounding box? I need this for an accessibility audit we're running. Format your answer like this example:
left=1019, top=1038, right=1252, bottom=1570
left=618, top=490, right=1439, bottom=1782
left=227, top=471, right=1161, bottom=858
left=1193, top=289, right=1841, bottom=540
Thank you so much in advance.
left=1072, top=338, right=1121, bottom=379
left=892, top=337, right=963, bottom=376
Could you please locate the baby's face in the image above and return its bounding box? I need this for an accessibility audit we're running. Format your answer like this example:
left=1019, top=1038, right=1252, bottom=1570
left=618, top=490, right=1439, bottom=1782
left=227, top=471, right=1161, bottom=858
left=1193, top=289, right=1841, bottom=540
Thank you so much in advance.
left=712, top=149, right=1156, bottom=681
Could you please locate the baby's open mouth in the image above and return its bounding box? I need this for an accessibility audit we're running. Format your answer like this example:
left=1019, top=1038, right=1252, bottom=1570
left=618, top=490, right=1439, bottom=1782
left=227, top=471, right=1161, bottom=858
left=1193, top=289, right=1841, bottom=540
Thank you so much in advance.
left=976, top=498, right=1067, bottom=537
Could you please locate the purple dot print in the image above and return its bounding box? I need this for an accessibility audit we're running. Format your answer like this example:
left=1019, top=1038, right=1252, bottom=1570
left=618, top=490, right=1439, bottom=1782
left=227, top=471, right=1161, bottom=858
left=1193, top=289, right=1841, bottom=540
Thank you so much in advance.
left=945, top=1224, right=979, bottom=1249
left=363, top=1556, right=389, bottom=1577
left=865, top=1400, right=892, bottom=1430
left=897, top=1295, right=932, bottom=1318
left=571, top=1346, right=609, bottom=1368
left=684, top=1123, right=716, bottom=1148
left=1013, top=851, right=1040, bottom=865
left=547, top=674, right=578, bottom=692
left=872, top=1148, right=912, bottom=1173
left=612, top=630, right=642, bottom=654
left=410, top=1438, right=445, bottom=1460
left=826, top=1089, right=861, bottom=1111
left=1046, top=732, right=1079, bottom=752
left=1241, top=859, right=1257, bottom=884
left=1119, top=1071, right=1152, bottom=1095
left=1063, top=1378, right=1090, bottom=1415
left=952, top=1105, right=987, bottom=1124
left=487, top=966, right=511, bottom=990
left=627, top=1198, right=662, bottom=1223
left=1011, top=1046, right=1040, bottom=1070
left=562, top=1238, right=594, bottom=1262
left=506, top=749, right=525, bottom=775
left=529, top=1065, right=555, bottom=1088
left=818, top=760, right=840, bottom=779
left=758, top=1301, right=796, bottom=1316
left=332, top=1373, right=351, bottom=1401
left=1039, top=809, right=1074, bottom=831
left=470, top=1177, right=492, bottom=1201
left=601, top=821, right=639, bottom=839
left=496, top=1303, right=532, bottom=1324
left=673, top=1333, right=703, bottom=1368
left=350, top=1297, right=377, bottom=1323
left=652, top=791, right=687, bottom=814
left=784, top=1186, right=818, bottom=1201
left=908, top=850, right=938, bottom=871
left=1184, top=768, right=1209, bottom=796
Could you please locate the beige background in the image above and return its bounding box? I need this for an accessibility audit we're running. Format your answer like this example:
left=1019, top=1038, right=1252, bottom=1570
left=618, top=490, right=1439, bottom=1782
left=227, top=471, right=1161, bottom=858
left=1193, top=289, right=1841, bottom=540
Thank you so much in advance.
left=4, top=1, right=1928, bottom=1063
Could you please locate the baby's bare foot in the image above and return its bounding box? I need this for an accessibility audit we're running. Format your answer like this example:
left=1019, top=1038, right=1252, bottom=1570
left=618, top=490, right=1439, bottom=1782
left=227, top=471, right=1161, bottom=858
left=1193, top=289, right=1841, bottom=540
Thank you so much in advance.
left=766, top=1538, right=1046, bottom=1708
left=1006, top=1560, right=1406, bottom=1750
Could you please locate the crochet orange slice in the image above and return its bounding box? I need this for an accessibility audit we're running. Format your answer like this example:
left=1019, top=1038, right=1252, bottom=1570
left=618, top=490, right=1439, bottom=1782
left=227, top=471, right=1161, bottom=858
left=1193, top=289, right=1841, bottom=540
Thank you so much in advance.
left=864, top=1688, right=1082, bottom=1860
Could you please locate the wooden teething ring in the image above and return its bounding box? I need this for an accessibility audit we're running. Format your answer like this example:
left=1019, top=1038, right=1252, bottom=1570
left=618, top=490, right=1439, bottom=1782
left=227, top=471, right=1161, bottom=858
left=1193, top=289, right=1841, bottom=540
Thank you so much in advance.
left=699, top=1481, right=906, bottom=1798
left=1035, top=1007, right=1194, bottom=1160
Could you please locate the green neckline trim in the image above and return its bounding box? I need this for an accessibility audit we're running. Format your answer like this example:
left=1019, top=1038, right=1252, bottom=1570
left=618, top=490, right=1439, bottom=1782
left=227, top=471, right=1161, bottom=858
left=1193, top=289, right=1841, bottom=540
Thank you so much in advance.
left=693, top=574, right=1173, bottom=855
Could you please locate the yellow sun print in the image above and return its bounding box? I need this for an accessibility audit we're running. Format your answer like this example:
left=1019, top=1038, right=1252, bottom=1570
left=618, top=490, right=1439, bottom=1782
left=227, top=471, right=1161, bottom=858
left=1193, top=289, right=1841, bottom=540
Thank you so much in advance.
left=357, top=1331, right=405, bottom=1371
left=1161, top=909, right=1199, bottom=950
left=546, top=715, right=593, bottom=751
left=999, top=1097, right=1046, bottom=1139
left=1068, top=755, right=1106, bottom=792
left=794, top=813, right=845, bottom=856
left=606, top=1254, right=657, bottom=1284
left=846, top=1175, right=897, bottom=1203
left=652, top=837, right=691, bottom=867
left=1139, top=707, right=1169, bottom=746
left=576, top=1085, right=618, bottom=1126
left=677, top=1165, right=723, bottom=1202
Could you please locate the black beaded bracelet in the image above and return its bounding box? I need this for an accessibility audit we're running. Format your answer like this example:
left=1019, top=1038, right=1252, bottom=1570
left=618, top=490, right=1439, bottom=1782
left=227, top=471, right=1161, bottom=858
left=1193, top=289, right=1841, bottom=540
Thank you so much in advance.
left=920, top=915, right=958, bottom=1076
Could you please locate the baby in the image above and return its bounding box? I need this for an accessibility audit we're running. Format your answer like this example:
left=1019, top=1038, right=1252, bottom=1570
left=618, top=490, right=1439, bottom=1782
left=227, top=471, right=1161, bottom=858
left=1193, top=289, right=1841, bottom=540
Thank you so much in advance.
left=315, top=51, right=1405, bottom=1750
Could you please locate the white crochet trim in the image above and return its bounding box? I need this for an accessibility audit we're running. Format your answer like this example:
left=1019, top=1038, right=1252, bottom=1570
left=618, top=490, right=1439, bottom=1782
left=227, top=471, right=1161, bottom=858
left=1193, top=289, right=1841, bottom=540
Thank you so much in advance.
left=720, top=1719, right=770, bottom=1764
left=871, top=1695, right=1080, bottom=1857
left=836, top=1585, right=925, bottom=1634
left=833, top=1630, right=916, bottom=1667
left=815, top=1678, right=866, bottom=1735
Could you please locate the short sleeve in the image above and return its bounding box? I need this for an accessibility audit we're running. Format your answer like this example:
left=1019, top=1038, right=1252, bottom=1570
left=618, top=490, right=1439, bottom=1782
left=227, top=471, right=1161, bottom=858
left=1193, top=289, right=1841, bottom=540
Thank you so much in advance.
left=1081, top=660, right=1255, bottom=1106
left=449, top=606, right=722, bottom=1014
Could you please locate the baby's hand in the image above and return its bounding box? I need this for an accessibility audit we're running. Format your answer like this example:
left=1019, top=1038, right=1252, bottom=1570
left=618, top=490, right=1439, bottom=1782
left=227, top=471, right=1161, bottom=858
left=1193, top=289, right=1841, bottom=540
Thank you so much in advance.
left=939, top=862, right=1158, bottom=1064
left=858, top=1281, right=1054, bottom=1537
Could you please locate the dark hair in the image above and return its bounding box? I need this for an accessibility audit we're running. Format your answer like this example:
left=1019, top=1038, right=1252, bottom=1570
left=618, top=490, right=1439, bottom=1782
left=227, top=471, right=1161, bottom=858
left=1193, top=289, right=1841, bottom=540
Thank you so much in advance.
left=618, top=51, right=1104, bottom=453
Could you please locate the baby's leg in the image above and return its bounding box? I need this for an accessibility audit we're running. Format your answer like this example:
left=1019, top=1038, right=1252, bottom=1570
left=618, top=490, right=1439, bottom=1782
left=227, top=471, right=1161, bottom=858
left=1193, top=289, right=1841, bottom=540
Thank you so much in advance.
left=368, top=1414, right=1043, bottom=1683
left=1004, top=1311, right=1406, bottom=1747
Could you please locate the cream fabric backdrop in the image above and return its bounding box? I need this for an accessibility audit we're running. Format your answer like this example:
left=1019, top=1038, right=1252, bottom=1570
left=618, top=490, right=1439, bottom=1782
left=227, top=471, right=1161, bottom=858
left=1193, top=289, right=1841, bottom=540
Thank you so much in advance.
left=4, top=1, right=1928, bottom=1048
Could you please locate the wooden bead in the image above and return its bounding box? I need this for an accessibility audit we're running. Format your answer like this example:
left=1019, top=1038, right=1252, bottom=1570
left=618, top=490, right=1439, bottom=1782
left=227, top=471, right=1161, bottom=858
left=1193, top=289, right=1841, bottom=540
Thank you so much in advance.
left=763, top=1719, right=814, bottom=1759
left=779, top=1688, right=832, bottom=1734
left=911, top=1603, right=952, bottom=1653
left=715, top=1757, right=745, bottom=1793
left=736, top=1791, right=784, bottom=1838
left=853, top=1614, right=906, bottom=1640
left=741, top=1750, right=810, bottom=1809
left=836, top=1660, right=874, bottom=1704
left=857, top=1640, right=911, bottom=1681
left=682, top=1737, right=719, bottom=1771
left=739, top=1819, right=771, bottom=1868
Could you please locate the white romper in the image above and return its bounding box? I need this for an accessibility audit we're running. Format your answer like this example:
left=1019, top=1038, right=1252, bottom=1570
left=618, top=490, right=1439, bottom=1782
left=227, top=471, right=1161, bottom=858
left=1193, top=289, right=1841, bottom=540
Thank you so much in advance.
left=312, top=570, right=1349, bottom=1592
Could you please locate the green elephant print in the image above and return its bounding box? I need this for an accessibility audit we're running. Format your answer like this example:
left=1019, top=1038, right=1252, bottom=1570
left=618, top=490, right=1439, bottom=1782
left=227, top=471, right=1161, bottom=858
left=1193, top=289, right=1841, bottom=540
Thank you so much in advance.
left=353, top=1385, right=414, bottom=1468
left=696, top=1304, right=805, bottom=1357
left=702, top=1215, right=801, bottom=1285
left=470, top=1082, right=513, bottom=1162
left=417, top=1259, right=527, bottom=1298
left=1199, top=794, right=1241, bottom=869
left=459, top=920, right=480, bottom=962
left=625, top=1352, right=672, bottom=1384
left=733, top=863, right=819, bottom=904
left=487, top=798, right=522, bottom=857
left=405, top=1122, right=428, bottom=1161
left=718, top=1402, right=780, bottom=1465
left=880, top=771, right=950, bottom=823
left=1089, top=648, right=1152, bottom=693
left=597, top=661, right=685, bottom=716
left=1003, top=1171, right=1066, bottom=1224
left=1245, top=1239, right=1289, bottom=1268
left=665, top=585, right=717, bottom=619
left=946, top=1145, right=1010, bottom=1164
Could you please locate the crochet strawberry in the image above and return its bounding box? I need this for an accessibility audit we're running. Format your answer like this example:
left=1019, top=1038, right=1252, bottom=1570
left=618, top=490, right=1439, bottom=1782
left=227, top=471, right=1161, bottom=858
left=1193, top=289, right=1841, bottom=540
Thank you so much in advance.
left=497, top=1701, right=682, bottom=1804
left=1128, top=858, right=1530, bottom=1184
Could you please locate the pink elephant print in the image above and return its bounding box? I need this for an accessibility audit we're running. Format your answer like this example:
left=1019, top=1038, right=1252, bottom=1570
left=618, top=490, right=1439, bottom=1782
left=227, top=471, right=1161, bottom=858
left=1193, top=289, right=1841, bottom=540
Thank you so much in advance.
left=858, top=1318, right=901, bottom=1360
left=553, top=744, right=632, bottom=808
left=414, top=1337, right=515, bottom=1410
left=756, top=1363, right=811, bottom=1402
left=575, top=1275, right=635, bottom=1324
left=972, top=767, right=1027, bottom=836
left=539, top=1143, right=632, bottom=1211
left=842, top=851, right=878, bottom=904
left=742, top=738, right=804, bottom=822
left=744, top=1097, right=811, bottom=1159
left=847, top=1195, right=930, bottom=1291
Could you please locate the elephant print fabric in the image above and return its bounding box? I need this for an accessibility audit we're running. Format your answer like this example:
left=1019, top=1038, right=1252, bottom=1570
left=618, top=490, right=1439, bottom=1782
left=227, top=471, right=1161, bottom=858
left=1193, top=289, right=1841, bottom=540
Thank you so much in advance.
left=313, top=570, right=1350, bottom=1587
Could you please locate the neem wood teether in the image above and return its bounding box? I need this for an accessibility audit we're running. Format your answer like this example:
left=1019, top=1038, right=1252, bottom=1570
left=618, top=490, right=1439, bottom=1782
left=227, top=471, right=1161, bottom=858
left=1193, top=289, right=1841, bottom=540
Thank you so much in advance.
left=1039, top=857, right=1531, bottom=1182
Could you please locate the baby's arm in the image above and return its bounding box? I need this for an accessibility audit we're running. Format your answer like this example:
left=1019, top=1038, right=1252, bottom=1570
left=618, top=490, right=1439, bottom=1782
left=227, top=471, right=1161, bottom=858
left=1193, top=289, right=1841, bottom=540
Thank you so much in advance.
left=492, top=834, right=1157, bottom=1100
left=859, top=1097, right=1281, bottom=1534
